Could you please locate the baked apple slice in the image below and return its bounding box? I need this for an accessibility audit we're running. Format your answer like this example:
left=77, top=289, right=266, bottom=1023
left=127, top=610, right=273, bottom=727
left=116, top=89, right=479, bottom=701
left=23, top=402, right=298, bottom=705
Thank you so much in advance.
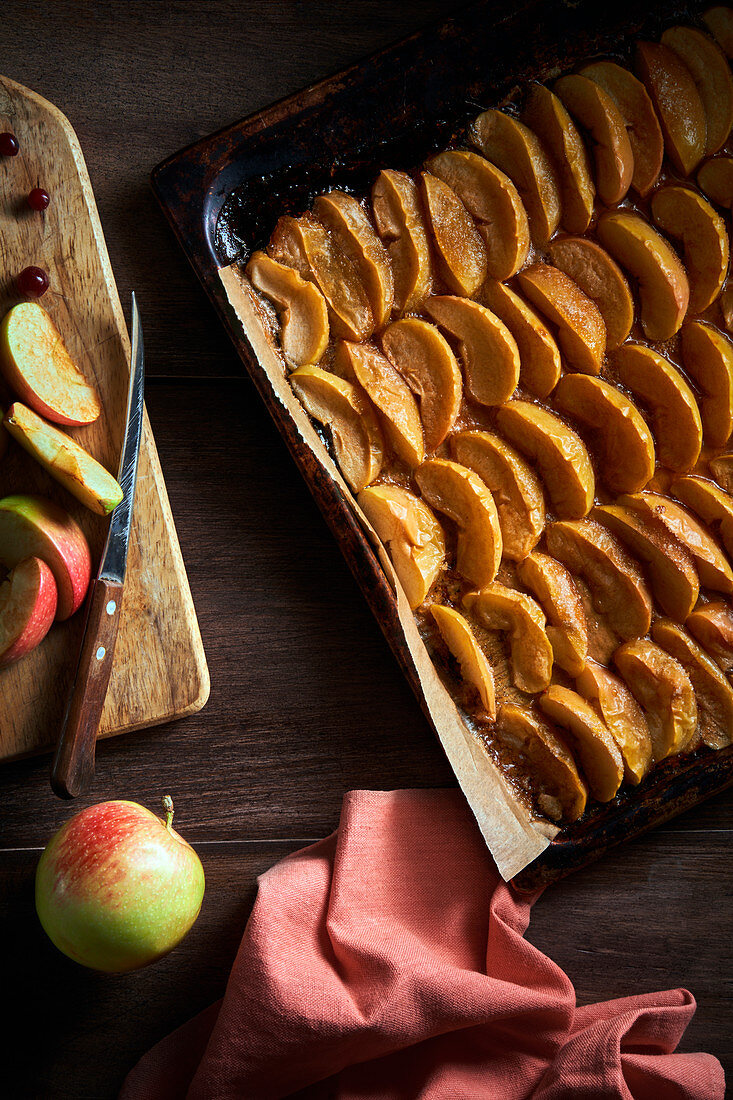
left=697, top=156, right=733, bottom=209
left=652, top=618, right=733, bottom=750
left=596, top=210, right=689, bottom=341
left=416, top=459, right=502, bottom=587
left=662, top=26, right=733, bottom=155
left=522, top=83, right=595, bottom=234
left=464, top=584, right=553, bottom=693
left=680, top=322, right=733, bottom=449
left=538, top=685, right=624, bottom=802
left=381, top=318, right=461, bottom=452
left=614, top=638, right=698, bottom=760
left=290, top=365, right=384, bottom=492
left=575, top=660, right=652, bottom=785
left=425, top=149, right=530, bottom=280
left=247, top=252, right=329, bottom=367
left=671, top=475, right=733, bottom=557
left=553, top=74, right=634, bottom=205
left=420, top=172, right=487, bottom=297
left=636, top=41, right=707, bottom=176
left=703, top=6, right=733, bottom=57
left=481, top=279, right=561, bottom=398
left=650, top=186, right=729, bottom=314
left=547, top=237, right=633, bottom=350
left=358, top=484, right=444, bottom=610
left=371, top=169, right=432, bottom=314
left=495, top=401, right=595, bottom=519
left=451, top=430, right=545, bottom=561
left=516, top=263, right=606, bottom=376
left=709, top=453, right=733, bottom=494
left=687, top=602, right=733, bottom=674
left=495, top=704, right=588, bottom=823
left=516, top=551, right=588, bottom=676
left=553, top=374, right=655, bottom=494
left=424, top=296, right=520, bottom=406
left=0, top=556, right=57, bottom=669
left=430, top=604, right=496, bottom=718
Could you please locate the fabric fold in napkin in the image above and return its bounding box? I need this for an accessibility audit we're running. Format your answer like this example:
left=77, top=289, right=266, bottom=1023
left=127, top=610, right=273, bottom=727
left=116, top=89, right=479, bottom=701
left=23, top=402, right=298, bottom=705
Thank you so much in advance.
left=120, top=789, right=724, bottom=1100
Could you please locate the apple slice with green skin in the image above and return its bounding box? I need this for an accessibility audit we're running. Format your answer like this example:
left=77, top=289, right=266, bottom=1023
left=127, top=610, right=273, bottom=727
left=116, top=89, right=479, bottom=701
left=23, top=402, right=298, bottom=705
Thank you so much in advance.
left=358, top=484, right=444, bottom=610
left=697, top=157, right=733, bottom=209
left=416, top=459, right=502, bottom=587
left=553, top=74, right=633, bottom=206
left=704, top=7, right=733, bottom=57
left=652, top=618, right=733, bottom=750
left=539, top=685, right=624, bottom=803
left=650, top=186, right=729, bottom=314
left=680, top=322, right=733, bottom=449
left=246, top=251, right=329, bottom=367
left=424, top=296, right=520, bottom=407
left=614, top=638, right=698, bottom=760
left=0, top=302, right=101, bottom=427
left=380, top=318, right=461, bottom=452
left=496, top=703, right=588, bottom=823
left=464, top=583, right=553, bottom=693
left=0, top=556, right=57, bottom=668
left=481, top=279, right=561, bottom=398
left=636, top=41, right=707, bottom=176
left=4, top=403, right=123, bottom=517
left=515, top=263, right=606, bottom=376
left=420, top=172, right=487, bottom=297
left=662, top=26, right=733, bottom=156
left=687, top=602, right=733, bottom=674
left=516, top=551, right=587, bottom=676
left=547, top=237, right=633, bottom=351
left=371, top=169, right=432, bottom=314
left=430, top=604, right=496, bottom=718
left=0, top=494, right=91, bottom=620
left=522, top=84, right=595, bottom=235
left=575, top=660, right=652, bottom=785
left=672, top=475, right=733, bottom=557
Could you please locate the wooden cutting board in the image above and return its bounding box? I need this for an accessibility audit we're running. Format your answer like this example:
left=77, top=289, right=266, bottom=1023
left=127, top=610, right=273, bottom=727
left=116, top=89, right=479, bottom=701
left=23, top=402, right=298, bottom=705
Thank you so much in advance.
left=0, top=75, right=209, bottom=762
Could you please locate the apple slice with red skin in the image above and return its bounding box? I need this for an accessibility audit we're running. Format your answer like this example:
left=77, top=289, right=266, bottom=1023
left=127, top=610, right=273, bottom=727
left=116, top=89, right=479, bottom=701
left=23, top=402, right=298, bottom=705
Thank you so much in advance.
left=0, top=494, right=91, bottom=621
left=0, top=556, right=57, bottom=668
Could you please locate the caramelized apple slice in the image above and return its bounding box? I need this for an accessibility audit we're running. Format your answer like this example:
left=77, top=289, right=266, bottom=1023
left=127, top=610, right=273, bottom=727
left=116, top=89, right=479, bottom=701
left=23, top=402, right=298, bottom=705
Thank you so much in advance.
left=596, top=210, right=690, bottom=341
left=313, top=191, right=394, bottom=329
left=575, top=660, right=652, bottom=784
left=614, top=639, right=698, bottom=759
left=381, top=318, right=462, bottom=452
left=522, top=83, right=595, bottom=234
left=703, top=6, right=733, bottom=57
left=662, top=26, right=733, bottom=155
left=636, top=41, right=707, bottom=176
left=697, top=156, right=733, bottom=210
left=268, top=214, right=372, bottom=341
left=579, top=60, right=664, bottom=196
left=425, top=150, right=530, bottom=280
left=420, top=172, right=487, bottom=297
left=358, top=484, right=444, bottom=609
left=333, top=341, right=424, bottom=468
left=464, top=584, right=553, bottom=693
left=672, top=475, right=733, bottom=557
left=538, top=685, right=624, bottom=802
left=451, top=430, right=545, bottom=561
left=470, top=109, right=561, bottom=247
left=547, top=237, right=633, bottom=350
left=516, top=263, right=606, bottom=375
left=516, top=551, right=588, bottom=676
left=652, top=618, right=733, bottom=749
left=546, top=518, right=652, bottom=640
left=687, top=602, right=733, bottom=673
left=416, top=459, right=502, bottom=586
left=430, top=604, right=496, bottom=718
left=680, top=322, right=733, bottom=448
left=554, top=74, right=634, bottom=205
left=496, top=401, right=594, bottom=519
left=424, top=296, right=520, bottom=406
left=496, top=704, right=588, bottom=823
left=290, top=366, right=384, bottom=492
left=371, top=169, right=432, bottom=314
left=613, top=344, right=702, bottom=472
left=554, top=374, right=655, bottom=494
left=481, top=280, right=562, bottom=398
left=246, top=251, right=330, bottom=366
left=651, top=186, right=729, bottom=313
left=709, top=453, right=733, bottom=494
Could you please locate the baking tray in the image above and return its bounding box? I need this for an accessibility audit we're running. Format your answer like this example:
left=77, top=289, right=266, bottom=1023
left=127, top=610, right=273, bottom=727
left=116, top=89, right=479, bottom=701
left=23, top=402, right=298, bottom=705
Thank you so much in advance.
left=151, top=0, right=733, bottom=889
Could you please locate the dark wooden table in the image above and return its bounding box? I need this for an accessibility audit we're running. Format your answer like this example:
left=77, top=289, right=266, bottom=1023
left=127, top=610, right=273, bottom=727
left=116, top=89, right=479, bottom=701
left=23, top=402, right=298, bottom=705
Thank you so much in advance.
left=1, top=3, right=731, bottom=1097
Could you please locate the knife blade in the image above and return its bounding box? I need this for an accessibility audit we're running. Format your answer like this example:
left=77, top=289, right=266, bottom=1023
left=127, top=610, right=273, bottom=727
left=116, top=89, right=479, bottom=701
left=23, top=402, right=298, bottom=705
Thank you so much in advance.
left=51, top=293, right=145, bottom=798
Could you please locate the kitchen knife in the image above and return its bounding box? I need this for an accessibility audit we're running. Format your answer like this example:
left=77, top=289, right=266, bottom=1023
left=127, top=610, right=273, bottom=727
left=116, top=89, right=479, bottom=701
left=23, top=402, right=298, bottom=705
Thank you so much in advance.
left=51, top=293, right=145, bottom=799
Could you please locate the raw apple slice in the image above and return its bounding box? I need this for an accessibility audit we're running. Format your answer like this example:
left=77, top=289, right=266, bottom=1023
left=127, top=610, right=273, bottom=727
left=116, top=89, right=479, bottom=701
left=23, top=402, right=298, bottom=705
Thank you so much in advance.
left=423, top=296, right=520, bottom=406
left=425, top=149, right=530, bottom=280
left=371, top=169, right=432, bottom=314
left=539, top=685, right=624, bottom=802
left=680, top=322, right=733, bottom=448
left=697, top=156, right=733, bottom=209
left=333, top=341, right=424, bottom=468
left=687, top=602, right=733, bottom=674
left=575, top=660, right=652, bottom=785
left=4, top=404, right=123, bottom=517
left=650, top=186, right=729, bottom=314
left=451, top=430, right=545, bottom=561
left=614, top=638, right=698, bottom=759
left=415, top=459, right=502, bottom=587
left=522, top=83, right=595, bottom=234
left=662, top=26, right=733, bottom=155
left=0, top=556, right=57, bottom=668
left=289, top=366, right=384, bottom=492
left=470, top=109, right=561, bottom=247
left=464, top=583, right=553, bottom=693
left=545, top=518, right=652, bottom=640
left=313, top=191, right=394, bottom=330
left=430, top=603, right=496, bottom=718
left=0, top=494, right=91, bottom=620
left=0, top=303, right=101, bottom=427
left=480, top=279, right=561, bottom=399
left=579, top=60, right=664, bottom=196
left=246, top=251, right=329, bottom=366
left=596, top=210, right=689, bottom=341
left=547, top=237, right=633, bottom=350
left=613, top=344, right=702, bottom=472
left=553, top=374, right=655, bottom=495
left=652, top=618, right=733, bottom=749
left=515, top=263, right=606, bottom=376
left=516, top=551, right=588, bottom=676
left=496, top=703, right=588, bottom=823
left=553, top=74, right=633, bottom=205
left=267, top=213, right=373, bottom=341
left=703, top=6, right=733, bottom=57
left=636, top=41, right=707, bottom=176
left=420, top=172, right=487, bottom=297
left=358, top=484, right=444, bottom=609
left=671, top=475, right=733, bottom=556
left=710, top=453, right=733, bottom=494
left=380, top=318, right=461, bottom=452
left=495, top=401, right=595, bottom=519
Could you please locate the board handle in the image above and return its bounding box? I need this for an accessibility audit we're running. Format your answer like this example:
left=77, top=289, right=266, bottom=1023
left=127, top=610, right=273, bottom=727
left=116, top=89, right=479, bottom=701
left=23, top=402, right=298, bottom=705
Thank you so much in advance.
left=51, top=578, right=124, bottom=799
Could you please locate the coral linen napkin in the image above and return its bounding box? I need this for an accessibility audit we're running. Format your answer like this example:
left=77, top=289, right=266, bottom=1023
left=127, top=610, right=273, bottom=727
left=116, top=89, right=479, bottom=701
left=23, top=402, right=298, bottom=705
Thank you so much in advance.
left=120, top=790, right=724, bottom=1100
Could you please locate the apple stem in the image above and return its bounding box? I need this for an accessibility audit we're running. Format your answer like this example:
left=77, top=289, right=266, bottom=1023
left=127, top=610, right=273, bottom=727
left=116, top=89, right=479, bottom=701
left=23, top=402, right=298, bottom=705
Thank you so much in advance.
left=162, top=794, right=174, bottom=832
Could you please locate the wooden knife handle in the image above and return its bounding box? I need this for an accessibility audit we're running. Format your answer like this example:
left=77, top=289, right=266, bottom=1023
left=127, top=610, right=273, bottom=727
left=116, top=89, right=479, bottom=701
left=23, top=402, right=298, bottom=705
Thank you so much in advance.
left=51, top=577, right=124, bottom=799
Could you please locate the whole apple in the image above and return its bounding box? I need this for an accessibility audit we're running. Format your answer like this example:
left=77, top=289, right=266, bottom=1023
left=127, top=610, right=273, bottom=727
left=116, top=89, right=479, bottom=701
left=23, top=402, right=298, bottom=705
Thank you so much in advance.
left=35, top=797, right=205, bottom=972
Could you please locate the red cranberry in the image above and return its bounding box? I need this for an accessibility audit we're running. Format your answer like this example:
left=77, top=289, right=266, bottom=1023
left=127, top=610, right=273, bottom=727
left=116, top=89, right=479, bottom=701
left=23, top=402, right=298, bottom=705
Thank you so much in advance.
left=17, top=266, right=49, bottom=297
left=0, top=132, right=19, bottom=156
left=27, top=187, right=50, bottom=211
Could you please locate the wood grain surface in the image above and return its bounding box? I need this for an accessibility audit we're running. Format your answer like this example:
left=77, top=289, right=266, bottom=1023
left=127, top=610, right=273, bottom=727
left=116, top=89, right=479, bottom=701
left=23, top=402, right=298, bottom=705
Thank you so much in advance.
left=0, top=3, right=731, bottom=1098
